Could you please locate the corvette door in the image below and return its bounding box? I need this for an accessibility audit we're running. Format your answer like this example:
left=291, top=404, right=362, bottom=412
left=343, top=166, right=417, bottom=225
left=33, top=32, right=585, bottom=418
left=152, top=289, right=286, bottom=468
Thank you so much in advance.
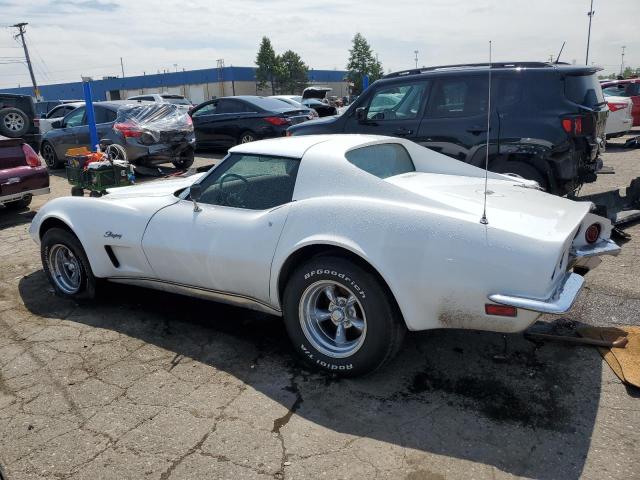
left=142, top=153, right=300, bottom=306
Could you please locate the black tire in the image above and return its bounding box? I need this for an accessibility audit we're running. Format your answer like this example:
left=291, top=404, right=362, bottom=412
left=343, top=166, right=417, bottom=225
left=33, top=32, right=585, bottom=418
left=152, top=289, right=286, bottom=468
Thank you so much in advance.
left=172, top=149, right=195, bottom=169
left=41, top=227, right=97, bottom=300
left=0, top=107, right=29, bottom=138
left=238, top=131, right=256, bottom=144
left=71, top=186, right=84, bottom=197
left=494, top=161, right=548, bottom=191
left=89, top=190, right=102, bottom=198
left=283, top=256, right=406, bottom=377
left=41, top=141, right=62, bottom=169
left=4, top=194, right=32, bottom=210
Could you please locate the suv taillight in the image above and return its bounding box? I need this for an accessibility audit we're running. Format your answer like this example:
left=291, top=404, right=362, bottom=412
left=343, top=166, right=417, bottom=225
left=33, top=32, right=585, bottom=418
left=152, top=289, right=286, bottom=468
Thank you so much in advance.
left=264, top=116, right=290, bottom=126
left=22, top=143, right=41, bottom=167
left=113, top=122, right=142, bottom=138
left=561, top=116, right=584, bottom=135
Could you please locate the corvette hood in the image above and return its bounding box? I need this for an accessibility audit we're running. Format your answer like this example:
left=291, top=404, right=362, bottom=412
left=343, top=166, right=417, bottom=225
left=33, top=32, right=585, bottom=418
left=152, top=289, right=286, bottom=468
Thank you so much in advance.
left=104, top=173, right=205, bottom=199
left=386, top=172, right=591, bottom=240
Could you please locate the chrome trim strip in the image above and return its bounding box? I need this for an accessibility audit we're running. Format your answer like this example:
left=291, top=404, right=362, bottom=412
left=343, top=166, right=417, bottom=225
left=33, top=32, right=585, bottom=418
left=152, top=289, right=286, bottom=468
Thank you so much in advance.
left=572, top=239, right=621, bottom=258
left=107, top=277, right=282, bottom=316
left=488, top=273, right=585, bottom=314
left=0, top=187, right=50, bottom=204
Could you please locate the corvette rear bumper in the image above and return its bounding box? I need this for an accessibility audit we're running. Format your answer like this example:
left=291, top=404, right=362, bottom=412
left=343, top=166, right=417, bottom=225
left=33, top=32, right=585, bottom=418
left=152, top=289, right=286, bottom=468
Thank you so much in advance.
left=487, top=238, right=620, bottom=314
left=489, top=273, right=585, bottom=314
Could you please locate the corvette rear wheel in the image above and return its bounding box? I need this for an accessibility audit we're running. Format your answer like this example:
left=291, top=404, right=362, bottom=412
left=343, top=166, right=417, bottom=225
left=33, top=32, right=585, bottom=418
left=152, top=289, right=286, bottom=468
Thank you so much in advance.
left=41, top=228, right=97, bottom=300
left=283, top=256, right=405, bottom=376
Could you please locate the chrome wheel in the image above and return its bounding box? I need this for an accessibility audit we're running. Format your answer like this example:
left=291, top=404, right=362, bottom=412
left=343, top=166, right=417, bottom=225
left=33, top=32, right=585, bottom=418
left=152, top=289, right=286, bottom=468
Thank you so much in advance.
left=299, top=281, right=367, bottom=358
left=48, top=244, right=82, bottom=294
left=42, top=143, right=56, bottom=167
left=2, top=112, right=24, bottom=132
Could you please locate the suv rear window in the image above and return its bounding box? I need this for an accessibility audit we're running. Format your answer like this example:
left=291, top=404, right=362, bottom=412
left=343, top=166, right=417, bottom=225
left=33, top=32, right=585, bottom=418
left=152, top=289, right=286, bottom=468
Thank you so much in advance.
left=345, top=144, right=415, bottom=179
left=565, top=74, right=605, bottom=108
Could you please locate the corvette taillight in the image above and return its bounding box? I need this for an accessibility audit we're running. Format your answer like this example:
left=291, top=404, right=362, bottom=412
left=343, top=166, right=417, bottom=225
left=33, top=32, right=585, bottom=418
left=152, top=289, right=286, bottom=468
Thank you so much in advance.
left=585, top=223, right=601, bottom=244
left=22, top=143, right=41, bottom=167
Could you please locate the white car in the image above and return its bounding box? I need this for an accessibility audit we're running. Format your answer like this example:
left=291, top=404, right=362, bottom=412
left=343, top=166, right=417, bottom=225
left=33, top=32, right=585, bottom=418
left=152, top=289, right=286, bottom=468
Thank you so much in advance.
left=127, top=94, right=192, bottom=111
left=29, top=135, right=619, bottom=376
left=38, top=102, right=83, bottom=134
left=603, top=95, right=633, bottom=138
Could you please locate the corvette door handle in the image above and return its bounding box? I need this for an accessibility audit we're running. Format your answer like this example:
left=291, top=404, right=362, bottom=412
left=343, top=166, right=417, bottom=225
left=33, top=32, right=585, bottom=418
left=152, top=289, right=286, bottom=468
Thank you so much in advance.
left=466, top=126, right=488, bottom=135
left=394, top=128, right=413, bottom=136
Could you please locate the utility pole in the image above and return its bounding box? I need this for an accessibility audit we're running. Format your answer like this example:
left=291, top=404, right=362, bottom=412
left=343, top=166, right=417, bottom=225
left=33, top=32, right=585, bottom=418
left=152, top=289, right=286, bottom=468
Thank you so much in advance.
left=11, top=23, right=40, bottom=99
left=414, top=50, right=419, bottom=69
left=120, top=57, right=125, bottom=78
left=585, top=0, right=594, bottom=65
left=620, top=46, right=626, bottom=77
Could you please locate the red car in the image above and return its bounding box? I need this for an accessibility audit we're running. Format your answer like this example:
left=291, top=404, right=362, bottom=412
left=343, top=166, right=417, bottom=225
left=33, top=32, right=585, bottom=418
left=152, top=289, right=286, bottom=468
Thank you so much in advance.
left=601, top=79, right=640, bottom=126
left=0, top=136, right=49, bottom=210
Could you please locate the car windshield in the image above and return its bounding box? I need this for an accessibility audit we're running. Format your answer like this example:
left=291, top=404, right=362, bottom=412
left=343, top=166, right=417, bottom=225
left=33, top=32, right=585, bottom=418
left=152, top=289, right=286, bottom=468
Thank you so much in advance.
left=565, top=74, right=605, bottom=108
left=304, top=99, right=325, bottom=107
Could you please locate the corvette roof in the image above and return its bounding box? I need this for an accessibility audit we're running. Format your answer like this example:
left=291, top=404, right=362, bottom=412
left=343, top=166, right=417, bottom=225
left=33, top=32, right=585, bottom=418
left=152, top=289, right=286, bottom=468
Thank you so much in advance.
left=229, top=134, right=396, bottom=158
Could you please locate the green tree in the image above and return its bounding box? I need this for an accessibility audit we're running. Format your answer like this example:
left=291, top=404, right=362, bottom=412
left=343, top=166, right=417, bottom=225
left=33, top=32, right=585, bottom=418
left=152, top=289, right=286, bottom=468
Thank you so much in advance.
left=346, top=33, right=383, bottom=94
left=276, top=50, right=309, bottom=94
left=255, top=37, right=278, bottom=95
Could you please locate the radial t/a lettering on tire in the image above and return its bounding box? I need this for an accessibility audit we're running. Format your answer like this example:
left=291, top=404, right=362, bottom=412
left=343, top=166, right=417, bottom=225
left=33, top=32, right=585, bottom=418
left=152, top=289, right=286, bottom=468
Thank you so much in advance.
left=283, top=256, right=405, bottom=376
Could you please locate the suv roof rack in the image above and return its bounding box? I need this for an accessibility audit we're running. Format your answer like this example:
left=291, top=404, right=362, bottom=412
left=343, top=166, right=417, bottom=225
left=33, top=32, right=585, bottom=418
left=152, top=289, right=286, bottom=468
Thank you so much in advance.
left=383, top=62, right=570, bottom=79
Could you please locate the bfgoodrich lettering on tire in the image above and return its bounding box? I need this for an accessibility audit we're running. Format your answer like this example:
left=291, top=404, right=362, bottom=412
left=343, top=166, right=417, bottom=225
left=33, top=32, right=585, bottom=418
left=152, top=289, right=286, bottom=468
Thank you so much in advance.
left=283, top=256, right=405, bottom=376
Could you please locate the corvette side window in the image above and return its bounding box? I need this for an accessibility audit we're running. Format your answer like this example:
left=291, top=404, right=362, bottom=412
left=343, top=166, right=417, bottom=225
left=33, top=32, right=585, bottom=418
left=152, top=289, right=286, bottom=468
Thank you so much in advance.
left=194, top=154, right=300, bottom=210
left=346, top=144, right=415, bottom=179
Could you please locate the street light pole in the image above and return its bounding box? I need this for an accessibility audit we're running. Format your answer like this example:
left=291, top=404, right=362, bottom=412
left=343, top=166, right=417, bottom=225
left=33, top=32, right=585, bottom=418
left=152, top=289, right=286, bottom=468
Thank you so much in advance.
left=414, top=50, right=419, bottom=69
left=620, top=46, right=626, bottom=77
left=585, top=0, right=594, bottom=65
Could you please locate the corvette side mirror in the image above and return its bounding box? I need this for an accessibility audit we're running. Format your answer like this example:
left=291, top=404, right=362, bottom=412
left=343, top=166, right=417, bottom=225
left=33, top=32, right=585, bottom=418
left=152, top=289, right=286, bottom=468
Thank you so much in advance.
left=356, top=107, right=366, bottom=121
left=189, top=184, right=202, bottom=212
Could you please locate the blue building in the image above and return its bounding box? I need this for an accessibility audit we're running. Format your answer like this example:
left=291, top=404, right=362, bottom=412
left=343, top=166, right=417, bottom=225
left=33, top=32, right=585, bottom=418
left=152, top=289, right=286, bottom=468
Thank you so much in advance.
left=0, top=66, right=350, bottom=105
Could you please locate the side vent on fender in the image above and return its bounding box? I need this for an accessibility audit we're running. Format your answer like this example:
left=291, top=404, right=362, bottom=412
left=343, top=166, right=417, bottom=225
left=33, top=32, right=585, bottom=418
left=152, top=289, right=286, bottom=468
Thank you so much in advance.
left=104, top=246, right=120, bottom=268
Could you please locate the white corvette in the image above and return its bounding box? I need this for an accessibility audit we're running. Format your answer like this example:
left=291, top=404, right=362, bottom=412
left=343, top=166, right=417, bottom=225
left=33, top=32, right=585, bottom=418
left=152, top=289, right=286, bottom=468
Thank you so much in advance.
left=30, top=135, right=620, bottom=376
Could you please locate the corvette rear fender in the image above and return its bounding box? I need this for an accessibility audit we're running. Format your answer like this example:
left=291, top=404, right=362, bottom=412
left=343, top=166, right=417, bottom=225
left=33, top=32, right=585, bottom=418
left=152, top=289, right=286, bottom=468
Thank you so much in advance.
left=271, top=236, right=407, bottom=325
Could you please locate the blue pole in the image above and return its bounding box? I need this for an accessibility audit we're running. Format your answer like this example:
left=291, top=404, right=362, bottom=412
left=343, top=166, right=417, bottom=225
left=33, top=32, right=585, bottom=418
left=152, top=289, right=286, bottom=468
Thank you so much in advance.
left=362, top=74, right=370, bottom=92
left=82, top=81, right=99, bottom=152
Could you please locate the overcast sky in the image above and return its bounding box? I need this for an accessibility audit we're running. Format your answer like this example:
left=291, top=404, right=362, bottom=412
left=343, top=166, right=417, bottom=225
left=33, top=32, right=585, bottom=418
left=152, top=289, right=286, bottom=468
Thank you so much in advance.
left=1, top=0, right=638, bottom=89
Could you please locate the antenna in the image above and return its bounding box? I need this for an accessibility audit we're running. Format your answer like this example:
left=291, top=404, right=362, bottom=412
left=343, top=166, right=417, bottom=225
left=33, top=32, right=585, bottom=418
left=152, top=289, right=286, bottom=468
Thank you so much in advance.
left=555, top=41, right=566, bottom=63
left=480, top=41, right=492, bottom=226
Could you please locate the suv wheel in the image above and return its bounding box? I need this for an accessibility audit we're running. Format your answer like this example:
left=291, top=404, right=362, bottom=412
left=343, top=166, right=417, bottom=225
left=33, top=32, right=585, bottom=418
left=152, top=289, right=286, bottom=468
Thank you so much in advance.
left=41, top=141, right=62, bottom=169
left=494, top=161, right=548, bottom=191
left=0, top=107, right=29, bottom=138
left=283, top=256, right=405, bottom=376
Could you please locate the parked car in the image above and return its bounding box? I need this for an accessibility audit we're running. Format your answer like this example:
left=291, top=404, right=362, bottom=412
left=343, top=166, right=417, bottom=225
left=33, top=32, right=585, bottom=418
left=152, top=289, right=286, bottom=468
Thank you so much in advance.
left=30, top=134, right=618, bottom=376
left=602, top=95, right=633, bottom=138
left=276, top=88, right=338, bottom=117
left=288, top=62, right=609, bottom=196
left=0, top=135, right=49, bottom=210
left=189, top=95, right=311, bottom=148
left=600, top=79, right=640, bottom=126
left=270, top=96, right=319, bottom=119
left=0, top=93, right=41, bottom=151
left=127, top=93, right=192, bottom=109
left=40, top=101, right=195, bottom=169
left=35, top=100, right=83, bottom=119
left=39, top=102, right=84, bottom=135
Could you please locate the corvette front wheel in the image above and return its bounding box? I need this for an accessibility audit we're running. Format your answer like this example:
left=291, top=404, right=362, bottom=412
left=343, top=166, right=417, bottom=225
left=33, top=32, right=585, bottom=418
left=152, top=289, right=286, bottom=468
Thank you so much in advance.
left=41, top=228, right=97, bottom=300
left=283, top=256, right=405, bottom=377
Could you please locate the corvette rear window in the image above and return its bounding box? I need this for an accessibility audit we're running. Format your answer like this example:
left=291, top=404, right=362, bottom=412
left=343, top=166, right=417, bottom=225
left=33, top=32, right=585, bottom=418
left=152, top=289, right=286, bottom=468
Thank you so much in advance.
left=345, top=144, right=415, bottom=179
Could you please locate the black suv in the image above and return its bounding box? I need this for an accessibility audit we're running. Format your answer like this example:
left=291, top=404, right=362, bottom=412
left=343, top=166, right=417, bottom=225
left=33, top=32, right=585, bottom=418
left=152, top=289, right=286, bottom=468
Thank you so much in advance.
left=0, top=93, right=41, bottom=151
left=288, top=62, right=608, bottom=196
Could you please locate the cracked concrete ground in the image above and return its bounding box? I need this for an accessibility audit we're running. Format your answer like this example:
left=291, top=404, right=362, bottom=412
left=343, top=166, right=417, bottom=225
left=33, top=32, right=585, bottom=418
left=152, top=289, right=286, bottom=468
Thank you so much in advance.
left=1, top=141, right=639, bottom=480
